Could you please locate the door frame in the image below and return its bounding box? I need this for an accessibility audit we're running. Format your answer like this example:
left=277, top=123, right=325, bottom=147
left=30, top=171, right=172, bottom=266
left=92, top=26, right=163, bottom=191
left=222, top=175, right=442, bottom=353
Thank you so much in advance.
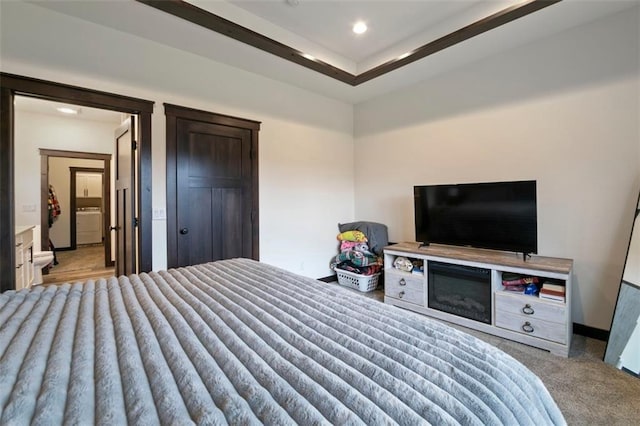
left=69, top=166, right=110, bottom=262
left=0, top=72, right=154, bottom=292
left=164, top=103, right=260, bottom=268
left=114, top=117, right=138, bottom=276
left=43, top=152, right=112, bottom=265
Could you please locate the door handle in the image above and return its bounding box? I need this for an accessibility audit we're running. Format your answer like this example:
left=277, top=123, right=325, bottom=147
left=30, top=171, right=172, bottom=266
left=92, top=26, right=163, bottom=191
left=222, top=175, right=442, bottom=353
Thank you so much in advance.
left=180, top=228, right=189, bottom=235
left=110, top=226, right=119, bottom=231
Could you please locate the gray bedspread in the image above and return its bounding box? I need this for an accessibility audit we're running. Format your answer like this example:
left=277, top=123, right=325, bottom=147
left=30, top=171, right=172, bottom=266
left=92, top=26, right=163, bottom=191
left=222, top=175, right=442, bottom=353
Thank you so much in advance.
left=0, top=258, right=565, bottom=425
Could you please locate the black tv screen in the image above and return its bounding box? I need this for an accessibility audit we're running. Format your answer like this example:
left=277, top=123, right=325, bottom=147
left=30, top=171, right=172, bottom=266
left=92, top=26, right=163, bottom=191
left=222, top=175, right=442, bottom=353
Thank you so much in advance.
left=414, top=180, right=537, bottom=254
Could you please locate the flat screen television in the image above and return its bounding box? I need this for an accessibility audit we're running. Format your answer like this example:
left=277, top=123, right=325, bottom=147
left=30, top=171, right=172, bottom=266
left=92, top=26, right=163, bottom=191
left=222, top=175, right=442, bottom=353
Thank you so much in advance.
left=414, top=180, right=537, bottom=255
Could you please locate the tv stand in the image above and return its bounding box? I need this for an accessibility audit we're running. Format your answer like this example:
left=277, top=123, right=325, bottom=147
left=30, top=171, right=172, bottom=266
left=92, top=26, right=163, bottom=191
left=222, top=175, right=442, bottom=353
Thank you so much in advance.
left=383, top=242, right=573, bottom=357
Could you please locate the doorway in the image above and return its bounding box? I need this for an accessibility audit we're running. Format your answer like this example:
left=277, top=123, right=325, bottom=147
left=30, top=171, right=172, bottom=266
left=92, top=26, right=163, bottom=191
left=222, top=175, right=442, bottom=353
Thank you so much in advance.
left=70, top=167, right=109, bottom=254
left=0, top=72, right=154, bottom=292
left=40, top=151, right=114, bottom=273
left=165, top=103, right=260, bottom=268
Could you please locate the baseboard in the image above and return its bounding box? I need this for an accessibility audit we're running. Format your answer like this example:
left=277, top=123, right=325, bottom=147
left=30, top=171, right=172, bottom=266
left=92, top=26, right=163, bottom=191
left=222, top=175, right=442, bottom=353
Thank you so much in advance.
left=54, top=246, right=73, bottom=252
left=573, top=323, right=609, bottom=341
left=317, top=274, right=337, bottom=283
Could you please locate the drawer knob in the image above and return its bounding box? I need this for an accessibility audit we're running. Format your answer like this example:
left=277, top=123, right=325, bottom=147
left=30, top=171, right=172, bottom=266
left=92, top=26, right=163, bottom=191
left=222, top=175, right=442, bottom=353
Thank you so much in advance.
left=522, top=304, right=535, bottom=315
left=522, top=322, right=534, bottom=333
left=399, top=291, right=405, bottom=299
left=399, top=278, right=406, bottom=286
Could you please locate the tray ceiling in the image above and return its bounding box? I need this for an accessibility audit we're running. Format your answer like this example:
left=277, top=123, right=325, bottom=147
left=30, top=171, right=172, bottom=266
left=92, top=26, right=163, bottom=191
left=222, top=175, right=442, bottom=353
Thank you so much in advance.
left=26, top=0, right=638, bottom=103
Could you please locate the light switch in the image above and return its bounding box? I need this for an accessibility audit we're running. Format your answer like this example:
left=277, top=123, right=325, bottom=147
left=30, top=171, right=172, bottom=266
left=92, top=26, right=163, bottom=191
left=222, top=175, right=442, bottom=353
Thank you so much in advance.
left=152, top=208, right=166, bottom=220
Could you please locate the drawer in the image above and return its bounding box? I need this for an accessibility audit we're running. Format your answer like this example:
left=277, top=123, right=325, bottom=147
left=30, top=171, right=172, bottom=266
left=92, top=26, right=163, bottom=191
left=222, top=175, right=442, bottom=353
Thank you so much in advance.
left=21, top=231, right=33, bottom=246
left=385, top=271, right=424, bottom=305
left=495, top=292, right=566, bottom=324
left=15, top=233, right=24, bottom=249
left=495, top=310, right=567, bottom=344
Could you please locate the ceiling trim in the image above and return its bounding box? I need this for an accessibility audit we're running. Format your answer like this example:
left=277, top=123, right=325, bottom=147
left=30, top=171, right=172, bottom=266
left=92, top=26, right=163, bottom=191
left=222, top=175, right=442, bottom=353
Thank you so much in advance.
left=136, top=0, right=562, bottom=87
left=136, top=0, right=356, bottom=84
left=355, top=0, right=562, bottom=85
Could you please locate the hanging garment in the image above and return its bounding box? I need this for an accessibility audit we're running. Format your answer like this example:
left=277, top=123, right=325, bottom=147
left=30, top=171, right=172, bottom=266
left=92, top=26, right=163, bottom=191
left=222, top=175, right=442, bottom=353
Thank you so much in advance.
left=48, top=184, right=61, bottom=227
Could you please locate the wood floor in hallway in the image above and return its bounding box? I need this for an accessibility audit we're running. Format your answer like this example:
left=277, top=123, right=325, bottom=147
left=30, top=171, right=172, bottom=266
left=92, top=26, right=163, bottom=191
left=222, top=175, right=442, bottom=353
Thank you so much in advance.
left=42, top=244, right=115, bottom=285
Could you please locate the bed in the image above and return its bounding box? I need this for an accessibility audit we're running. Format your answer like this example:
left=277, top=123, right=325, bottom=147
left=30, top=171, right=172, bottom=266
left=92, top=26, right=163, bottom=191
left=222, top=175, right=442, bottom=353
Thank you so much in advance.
left=0, top=258, right=564, bottom=425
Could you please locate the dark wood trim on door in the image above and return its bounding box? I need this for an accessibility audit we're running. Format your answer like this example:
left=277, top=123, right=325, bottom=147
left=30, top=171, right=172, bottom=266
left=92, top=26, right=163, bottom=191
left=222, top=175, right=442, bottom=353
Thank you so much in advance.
left=41, top=152, right=113, bottom=267
left=40, top=149, right=113, bottom=161
left=137, top=113, right=153, bottom=273
left=40, top=155, right=48, bottom=251
left=136, top=0, right=561, bottom=86
left=0, top=87, right=16, bottom=293
left=164, top=103, right=260, bottom=267
left=0, top=73, right=154, bottom=292
left=164, top=104, right=261, bottom=131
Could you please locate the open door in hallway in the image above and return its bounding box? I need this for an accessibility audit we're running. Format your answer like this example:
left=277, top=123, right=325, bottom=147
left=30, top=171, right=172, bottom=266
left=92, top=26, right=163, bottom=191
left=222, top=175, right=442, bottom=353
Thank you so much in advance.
left=114, top=116, right=137, bottom=276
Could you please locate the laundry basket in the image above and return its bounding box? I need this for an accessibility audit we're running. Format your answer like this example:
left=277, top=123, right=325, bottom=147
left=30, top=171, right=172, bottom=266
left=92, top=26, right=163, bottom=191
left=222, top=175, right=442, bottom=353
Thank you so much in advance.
left=336, top=269, right=380, bottom=292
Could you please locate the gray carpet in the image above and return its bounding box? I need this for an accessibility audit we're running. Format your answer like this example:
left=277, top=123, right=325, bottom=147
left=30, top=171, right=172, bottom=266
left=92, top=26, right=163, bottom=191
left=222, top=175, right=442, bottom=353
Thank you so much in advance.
left=456, top=326, right=640, bottom=426
left=338, top=285, right=640, bottom=425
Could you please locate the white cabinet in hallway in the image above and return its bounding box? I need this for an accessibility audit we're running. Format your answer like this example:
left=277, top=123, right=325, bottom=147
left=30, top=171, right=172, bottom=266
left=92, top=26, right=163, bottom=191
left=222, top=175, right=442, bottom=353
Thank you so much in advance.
left=15, top=226, right=34, bottom=290
left=76, top=211, right=102, bottom=244
left=76, top=173, right=102, bottom=198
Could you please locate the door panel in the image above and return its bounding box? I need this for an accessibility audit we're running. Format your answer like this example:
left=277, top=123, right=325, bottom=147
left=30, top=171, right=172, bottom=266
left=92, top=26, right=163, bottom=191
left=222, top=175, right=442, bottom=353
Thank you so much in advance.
left=114, top=117, right=137, bottom=276
left=173, top=118, right=254, bottom=267
left=185, top=187, right=214, bottom=265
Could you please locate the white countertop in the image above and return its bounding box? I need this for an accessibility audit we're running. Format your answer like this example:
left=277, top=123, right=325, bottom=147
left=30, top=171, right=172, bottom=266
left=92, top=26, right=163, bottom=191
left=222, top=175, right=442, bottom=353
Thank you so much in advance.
left=15, top=225, right=35, bottom=235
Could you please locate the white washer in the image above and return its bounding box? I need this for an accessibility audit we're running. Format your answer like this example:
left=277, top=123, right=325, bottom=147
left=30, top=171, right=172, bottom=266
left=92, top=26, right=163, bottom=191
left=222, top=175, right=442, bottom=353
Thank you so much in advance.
left=76, top=210, right=102, bottom=244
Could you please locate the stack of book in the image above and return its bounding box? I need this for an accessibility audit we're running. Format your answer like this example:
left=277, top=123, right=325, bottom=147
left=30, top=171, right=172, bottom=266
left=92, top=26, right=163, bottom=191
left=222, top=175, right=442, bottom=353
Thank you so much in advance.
left=502, top=274, right=539, bottom=293
left=539, top=282, right=566, bottom=302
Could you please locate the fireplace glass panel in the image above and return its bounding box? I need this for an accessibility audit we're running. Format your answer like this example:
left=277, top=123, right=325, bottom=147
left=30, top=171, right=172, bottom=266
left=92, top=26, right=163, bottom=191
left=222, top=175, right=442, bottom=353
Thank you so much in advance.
left=428, top=261, right=492, bottom=324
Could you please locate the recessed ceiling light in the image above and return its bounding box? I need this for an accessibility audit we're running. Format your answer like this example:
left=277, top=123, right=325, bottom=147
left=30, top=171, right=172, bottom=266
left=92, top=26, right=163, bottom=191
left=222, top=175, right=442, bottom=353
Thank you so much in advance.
left=56, top=106, right=80, bottom=115
left=352, top=22, right=367, bottom=35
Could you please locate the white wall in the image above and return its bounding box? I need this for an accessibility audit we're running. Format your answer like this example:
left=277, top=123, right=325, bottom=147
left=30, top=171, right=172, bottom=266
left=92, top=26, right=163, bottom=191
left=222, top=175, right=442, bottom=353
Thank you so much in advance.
left=1, top=1, right=354, bottom=279
left=14, top=109, right=117, bottom=250
left=354, top=8, right=640, bottom=330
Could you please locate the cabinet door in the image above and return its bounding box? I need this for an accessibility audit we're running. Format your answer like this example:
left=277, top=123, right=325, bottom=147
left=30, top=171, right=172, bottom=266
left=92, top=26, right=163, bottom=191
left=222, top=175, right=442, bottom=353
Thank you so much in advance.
left=86, top=174, right=102, bottom=197
left=15, top=237, right=25, bottom=290
left=76, top=175, right=87, bottom=198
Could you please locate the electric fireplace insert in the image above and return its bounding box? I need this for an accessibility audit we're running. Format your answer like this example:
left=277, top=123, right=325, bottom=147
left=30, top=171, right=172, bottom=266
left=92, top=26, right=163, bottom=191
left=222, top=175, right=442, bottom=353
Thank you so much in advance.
left=428, top=261, right=492, bottom=324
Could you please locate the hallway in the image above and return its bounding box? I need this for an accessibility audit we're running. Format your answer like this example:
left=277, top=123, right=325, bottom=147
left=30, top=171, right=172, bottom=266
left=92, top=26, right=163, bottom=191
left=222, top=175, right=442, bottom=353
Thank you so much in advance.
left=42, top=244, right=115, bottom=285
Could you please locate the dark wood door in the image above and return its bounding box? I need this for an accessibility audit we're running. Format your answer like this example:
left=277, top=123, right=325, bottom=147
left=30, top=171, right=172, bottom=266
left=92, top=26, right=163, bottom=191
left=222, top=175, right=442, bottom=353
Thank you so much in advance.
left=166, top=104, right=260, bottom=269
left=175, top=119, right=252, bottom=266
left=114, top=117, right=137, bottom=275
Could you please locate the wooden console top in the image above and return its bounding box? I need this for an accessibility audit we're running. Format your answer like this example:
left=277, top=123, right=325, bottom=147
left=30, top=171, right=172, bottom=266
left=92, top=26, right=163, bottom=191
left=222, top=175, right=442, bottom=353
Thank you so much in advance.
left=385, top=242, right=573, bottom=274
